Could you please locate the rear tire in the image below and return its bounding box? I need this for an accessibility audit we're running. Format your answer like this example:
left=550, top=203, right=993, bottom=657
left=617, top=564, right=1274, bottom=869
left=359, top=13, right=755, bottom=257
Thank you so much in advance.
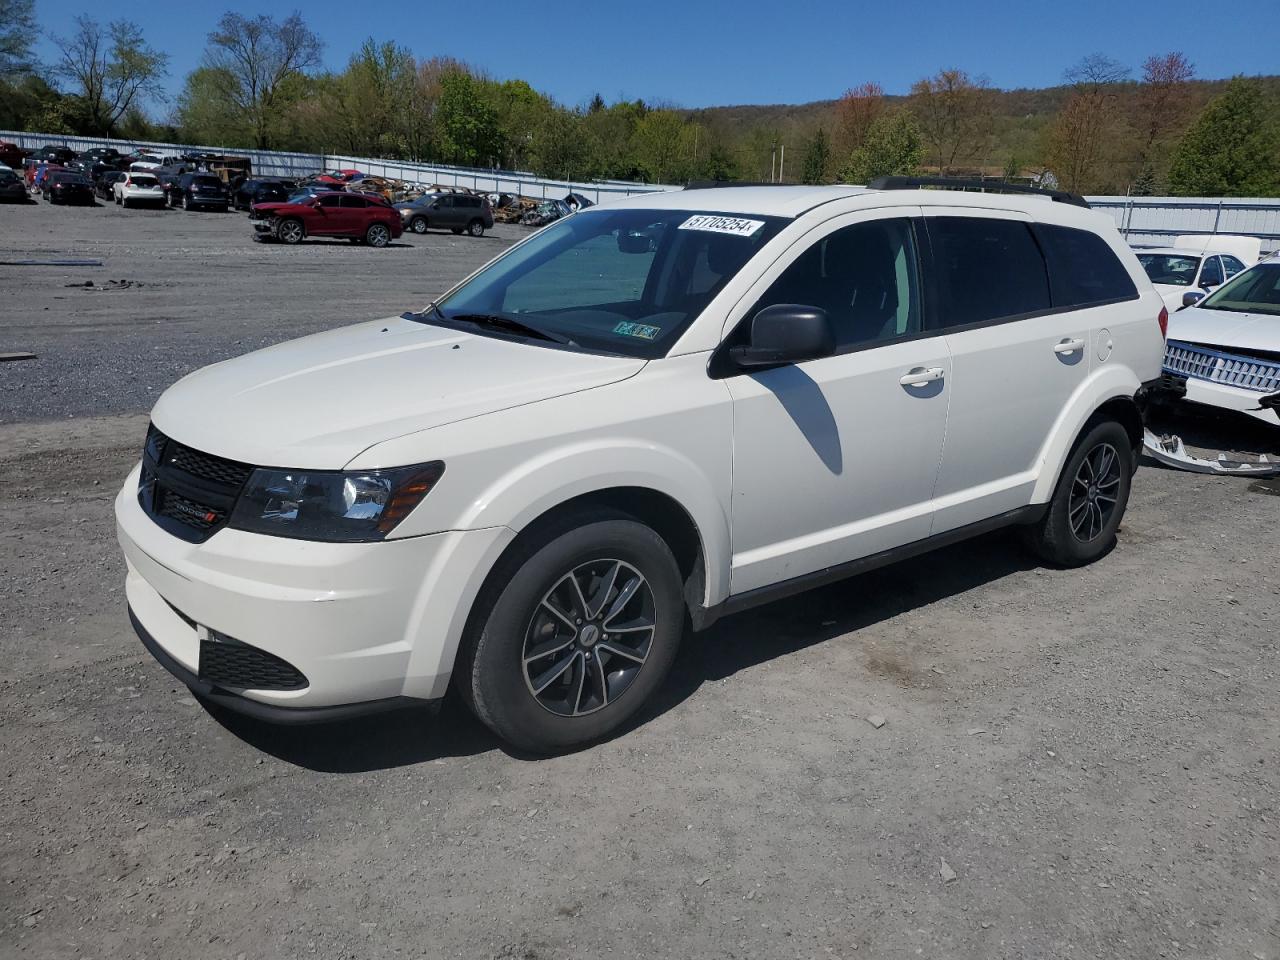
left=1022, top=419, right=1132, bottom=567
left=467, top=219, right=485, bottom=237
left=365, top=222, right=391, bottom=247
left=460, top=513, right=684, bottom=754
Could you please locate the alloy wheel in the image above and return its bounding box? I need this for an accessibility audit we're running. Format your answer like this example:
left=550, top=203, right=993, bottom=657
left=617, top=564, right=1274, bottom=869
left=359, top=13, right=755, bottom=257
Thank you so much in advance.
left=411, top=217, right=427, bottom=233
left=521, top=559, right=656, bottom=717
left=367, top=224, right=390, bottom=247
left=278, top=220, right=303, bottom=244
left=1069, top=442, right=1121, bottom=542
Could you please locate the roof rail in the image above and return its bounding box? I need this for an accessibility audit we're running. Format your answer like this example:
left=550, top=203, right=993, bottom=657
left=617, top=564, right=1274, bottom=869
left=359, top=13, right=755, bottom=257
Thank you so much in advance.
left=866, top=175, right=1090, bottom=209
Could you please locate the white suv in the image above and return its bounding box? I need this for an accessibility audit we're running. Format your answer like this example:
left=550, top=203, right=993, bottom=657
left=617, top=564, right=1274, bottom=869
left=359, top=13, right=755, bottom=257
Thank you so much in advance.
left=116, top=180, right=1166, bottom=753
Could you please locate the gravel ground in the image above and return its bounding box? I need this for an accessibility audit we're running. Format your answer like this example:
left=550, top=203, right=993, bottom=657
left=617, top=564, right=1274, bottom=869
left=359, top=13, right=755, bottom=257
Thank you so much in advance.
left=0, top=197, right=524, bottom=422
left=2, top=200, right=1279, bottom=960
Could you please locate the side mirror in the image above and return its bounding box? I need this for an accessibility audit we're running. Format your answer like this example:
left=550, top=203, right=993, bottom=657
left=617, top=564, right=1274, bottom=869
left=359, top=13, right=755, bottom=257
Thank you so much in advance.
left=617, top=231, right=651, bottom=254
left=1181, top=291, right=1206, bottom=309
left=730, top=304, right=836, bottom=369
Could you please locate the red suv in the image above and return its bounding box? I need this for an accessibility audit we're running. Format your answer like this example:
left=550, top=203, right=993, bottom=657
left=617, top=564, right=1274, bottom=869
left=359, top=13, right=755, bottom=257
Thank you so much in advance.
left=251, top=192, right=403, bottom=247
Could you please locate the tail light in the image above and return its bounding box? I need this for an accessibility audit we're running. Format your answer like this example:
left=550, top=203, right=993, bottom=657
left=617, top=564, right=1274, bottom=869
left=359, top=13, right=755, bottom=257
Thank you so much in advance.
left=1157, top=306, right=1169, bottom=339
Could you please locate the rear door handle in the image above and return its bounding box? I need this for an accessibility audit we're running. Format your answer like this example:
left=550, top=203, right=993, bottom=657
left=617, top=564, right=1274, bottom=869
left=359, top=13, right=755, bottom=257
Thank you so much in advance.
left=1054, top=337, right=1086, bottom=355
left=899, top=366, right=945, bottom=386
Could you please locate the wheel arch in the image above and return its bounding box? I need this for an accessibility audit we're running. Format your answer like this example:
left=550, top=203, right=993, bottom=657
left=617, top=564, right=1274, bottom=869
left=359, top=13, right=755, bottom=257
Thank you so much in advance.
left=1030, top=366, right=1144, bottom=503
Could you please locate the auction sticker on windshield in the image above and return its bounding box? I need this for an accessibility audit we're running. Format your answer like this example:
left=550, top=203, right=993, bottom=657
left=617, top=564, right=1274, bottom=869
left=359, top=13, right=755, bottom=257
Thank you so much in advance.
left=678, top=215, right=765, bottom=237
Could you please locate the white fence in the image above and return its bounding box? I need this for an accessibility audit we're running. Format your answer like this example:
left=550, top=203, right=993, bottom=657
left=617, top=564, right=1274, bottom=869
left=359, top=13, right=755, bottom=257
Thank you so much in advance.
left=1086, top=196, right=1280, bottom=254
left=0, top=130, right=677, bottom=205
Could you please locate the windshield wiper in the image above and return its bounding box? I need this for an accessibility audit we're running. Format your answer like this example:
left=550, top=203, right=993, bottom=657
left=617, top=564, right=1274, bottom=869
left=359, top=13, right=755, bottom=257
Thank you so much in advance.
left=403, top=304, right=575, bottom=346
left=448, top=312, right=574, bottom=345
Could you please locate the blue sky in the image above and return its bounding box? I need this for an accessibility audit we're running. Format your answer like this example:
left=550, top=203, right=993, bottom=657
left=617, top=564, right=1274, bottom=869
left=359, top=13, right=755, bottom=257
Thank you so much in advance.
left=31, top=0, right=1276, bottom=114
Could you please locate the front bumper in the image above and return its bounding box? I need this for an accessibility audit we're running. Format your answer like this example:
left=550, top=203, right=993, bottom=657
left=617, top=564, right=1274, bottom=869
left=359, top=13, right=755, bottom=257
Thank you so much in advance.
left=116, top=464, right=514, bottom=713
left=1180, top=376, right=1280, bottom=425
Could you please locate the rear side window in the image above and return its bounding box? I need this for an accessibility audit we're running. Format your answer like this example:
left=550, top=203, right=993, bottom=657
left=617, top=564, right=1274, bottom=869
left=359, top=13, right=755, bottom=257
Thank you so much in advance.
left=1037, top=224, right=1138, bottom=308
left=1200, top=256, right=1223, bottom=286
left=1222, top=255, right=1246, bottom=279
left=340, top=195, right=369, bottom=208
left=927, top=217, right=1050, bottom=327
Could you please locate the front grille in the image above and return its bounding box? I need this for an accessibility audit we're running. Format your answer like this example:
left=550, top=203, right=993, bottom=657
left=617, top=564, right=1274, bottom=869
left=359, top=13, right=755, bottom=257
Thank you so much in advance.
left=139, top=425, right=253, bottom=543
left=1164, top=340, right=1280, bottom=394
left=157, top=490, right=224, bottom=532
left=200, top=635, right=308, bottom=690
left=166, top=444, right=253, bottom=487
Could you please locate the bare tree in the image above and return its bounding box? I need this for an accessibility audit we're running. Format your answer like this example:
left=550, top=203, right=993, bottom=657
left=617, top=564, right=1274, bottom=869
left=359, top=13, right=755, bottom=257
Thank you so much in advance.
left=203, top=12, right=322, bottom=149
left=907, top=69, right=993, bottom=174
left=833, top=81, right=884, bottom=157
left=0, top=0, right=37, bottom=78
left=1046, top=54, right=1129, bottom=193
left=1136, top=52, right=1195, bottom=163
left=52, top=16, right=167, bottom=136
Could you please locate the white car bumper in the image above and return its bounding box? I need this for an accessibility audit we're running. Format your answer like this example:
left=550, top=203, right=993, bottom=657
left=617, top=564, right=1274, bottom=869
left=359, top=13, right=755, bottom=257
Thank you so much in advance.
left=1182, top=376, right=1278, bottom=424
left=115, top=464, right=514, bottom=718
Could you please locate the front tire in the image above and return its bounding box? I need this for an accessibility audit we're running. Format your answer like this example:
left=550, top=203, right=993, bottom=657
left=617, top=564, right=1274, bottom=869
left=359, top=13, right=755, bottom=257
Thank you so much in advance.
left=1022, top=419, right=1132, bottom=567
left=461, top=514, right=684, bottom=754
left=410, top=216, right=428, bottom=234
left=275, top=218, right=304, bottom=244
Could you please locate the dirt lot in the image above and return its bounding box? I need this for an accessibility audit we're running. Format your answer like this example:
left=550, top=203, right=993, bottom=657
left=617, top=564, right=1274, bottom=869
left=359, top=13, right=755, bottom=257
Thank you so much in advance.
left=2, top=199, right=1279, bottom=960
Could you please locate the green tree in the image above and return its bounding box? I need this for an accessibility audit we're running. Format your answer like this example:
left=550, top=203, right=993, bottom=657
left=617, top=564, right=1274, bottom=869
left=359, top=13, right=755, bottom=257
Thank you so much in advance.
left=1167, top=77, right=1280, bottom=196
left=838, top=111, right=923, bottom=183
left=801, top=127, right=831, bottom=183
left=51, top=16, right=168, bottom=136
left=202, top=12, right=323, bottom=149
left=437, top=69, right=504, bottom=165
left=177, top=66, right=251, bottom=145
left=632, top=110, right=691, bottom=183
left=0, top=0, right=37, bottom=78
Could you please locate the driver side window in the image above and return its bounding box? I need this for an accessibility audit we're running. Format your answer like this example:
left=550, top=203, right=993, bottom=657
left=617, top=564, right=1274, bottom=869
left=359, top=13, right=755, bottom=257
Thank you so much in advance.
left=1200, top=256, right=1224, bottom=287
left=751, top=218, right=921, bottom=350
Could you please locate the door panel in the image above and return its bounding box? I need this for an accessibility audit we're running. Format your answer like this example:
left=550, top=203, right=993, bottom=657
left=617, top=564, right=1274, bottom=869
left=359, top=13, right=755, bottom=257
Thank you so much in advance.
left=725, top=208, right=950, bottom=595
left=922, top=209, right=1090, bottom=531
left=727, top=339, right=951, bottom=594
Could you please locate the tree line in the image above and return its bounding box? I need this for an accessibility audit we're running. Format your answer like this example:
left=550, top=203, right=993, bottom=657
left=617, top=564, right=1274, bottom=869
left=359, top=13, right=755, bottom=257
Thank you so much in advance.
left=1, top=0, right=1277, bottom=195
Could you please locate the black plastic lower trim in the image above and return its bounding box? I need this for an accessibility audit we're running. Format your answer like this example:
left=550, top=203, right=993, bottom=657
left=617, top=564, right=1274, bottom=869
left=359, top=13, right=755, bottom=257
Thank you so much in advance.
left=695, top=504, right=1046, bottom=629
left=129, top=607, right=438, bottom=724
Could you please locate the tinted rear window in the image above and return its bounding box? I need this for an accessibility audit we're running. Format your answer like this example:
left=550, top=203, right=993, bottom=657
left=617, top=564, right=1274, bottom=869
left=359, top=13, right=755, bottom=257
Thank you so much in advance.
left=927, top=217, right=1051, bottom=327
left=1038, top=224, right=1137, bottom=307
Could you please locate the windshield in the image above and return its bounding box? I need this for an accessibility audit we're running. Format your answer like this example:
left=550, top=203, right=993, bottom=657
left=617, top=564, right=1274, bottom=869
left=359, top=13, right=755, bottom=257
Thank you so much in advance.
left=1198, top=262, right=1280, bottom=316
left=1136, top=253, right=1201, bottom=286
left=432, top=208, right=785, bottom=357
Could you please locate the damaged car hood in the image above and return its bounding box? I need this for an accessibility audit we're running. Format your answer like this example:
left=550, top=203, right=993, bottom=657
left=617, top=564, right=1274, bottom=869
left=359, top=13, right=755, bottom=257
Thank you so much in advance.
left=1166, top=306, right=1280, bottom=356
left=150, top=316, right=646, bottom=468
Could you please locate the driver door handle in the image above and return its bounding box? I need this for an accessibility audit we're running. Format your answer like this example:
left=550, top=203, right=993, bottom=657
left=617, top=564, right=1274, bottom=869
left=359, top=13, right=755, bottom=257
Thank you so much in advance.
left=1054, top=337, right=1086, bottom=354
left=899, top=366, right=945, bottom=386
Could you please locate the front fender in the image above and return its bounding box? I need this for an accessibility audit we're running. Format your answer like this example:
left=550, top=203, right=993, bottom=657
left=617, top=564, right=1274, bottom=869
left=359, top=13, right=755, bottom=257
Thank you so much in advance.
left=456, top=439, right=732, bottom=607
left=1030, top=364, right=1142, bottom=503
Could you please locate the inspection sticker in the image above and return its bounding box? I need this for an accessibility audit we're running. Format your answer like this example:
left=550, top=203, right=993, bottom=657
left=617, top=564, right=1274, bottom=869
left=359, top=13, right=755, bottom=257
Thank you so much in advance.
left=678, top=215, right=765, bottom=237
left=613, top=321, right=661, bottom=340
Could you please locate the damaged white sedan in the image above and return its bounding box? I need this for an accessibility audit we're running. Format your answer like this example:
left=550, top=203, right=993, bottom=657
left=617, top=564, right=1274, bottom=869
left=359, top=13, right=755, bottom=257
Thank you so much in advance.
left=1143, top=258, right=1280, bottom=475
left=1162, top=259, right=1280, bottom=424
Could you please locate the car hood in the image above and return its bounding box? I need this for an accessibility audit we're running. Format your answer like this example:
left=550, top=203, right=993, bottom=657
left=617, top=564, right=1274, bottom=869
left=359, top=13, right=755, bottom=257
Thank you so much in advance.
left=1167, top=305, right=1280, bottom=356
left=1153, top=283, right=1195, bottom=310
left=150, top=316, right=646, bottom=469
left=251, top=201, right=304, bottom=214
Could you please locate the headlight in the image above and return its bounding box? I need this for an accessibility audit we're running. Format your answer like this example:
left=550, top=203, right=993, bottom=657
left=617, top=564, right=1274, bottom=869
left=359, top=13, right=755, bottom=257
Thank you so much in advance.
left=228, top=462, right=444, bottom=542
